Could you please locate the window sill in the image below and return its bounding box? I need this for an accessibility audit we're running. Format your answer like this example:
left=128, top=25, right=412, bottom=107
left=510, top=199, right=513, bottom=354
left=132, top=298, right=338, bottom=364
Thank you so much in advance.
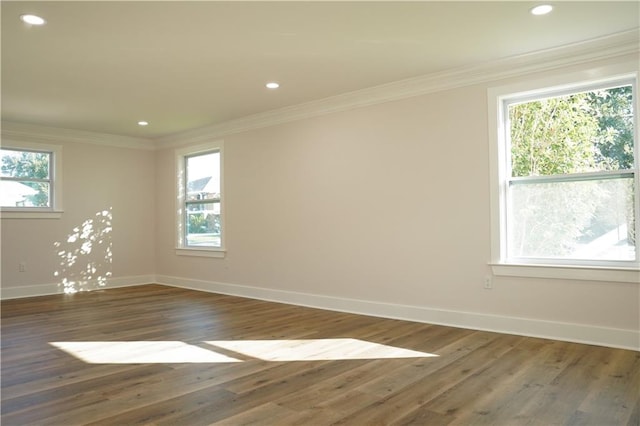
left=175, top=248, right=226, bottom=258
left=490, top=262, right=639, bottom=283
left=0, top=209, right=63, bottom=219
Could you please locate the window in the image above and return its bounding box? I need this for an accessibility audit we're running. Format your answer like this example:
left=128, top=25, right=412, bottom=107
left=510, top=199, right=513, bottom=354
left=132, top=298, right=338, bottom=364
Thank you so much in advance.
left=0, top=142, right=63, bottom=218
left=176, top=142, right=224, bottom=257
left=489, top=71, right=639, bottom=281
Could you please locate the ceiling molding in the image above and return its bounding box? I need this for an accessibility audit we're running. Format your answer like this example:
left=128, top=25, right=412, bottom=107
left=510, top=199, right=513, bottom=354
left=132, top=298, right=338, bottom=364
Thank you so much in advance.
left=3, top=30, right=638, bottom=151
left=155, top=29, right=640, bottom=149
left=1, top=121, right=156, bottom=151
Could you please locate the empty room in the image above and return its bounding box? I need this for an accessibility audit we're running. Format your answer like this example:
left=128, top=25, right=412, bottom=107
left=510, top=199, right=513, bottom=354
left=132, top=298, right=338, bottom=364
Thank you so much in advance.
left=1, top=1, right=639, bottom=425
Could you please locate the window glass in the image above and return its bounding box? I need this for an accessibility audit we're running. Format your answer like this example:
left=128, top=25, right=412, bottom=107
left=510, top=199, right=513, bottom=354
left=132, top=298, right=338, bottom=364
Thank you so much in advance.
left=509, top=85, right=634, bottom=177
left=504, top=81, right=637, bottom=265
left=1, top=148, right=52, bottom=208
left=508, top=176, right=635, bottom=260
left=184, top=151, right=221, bottom=248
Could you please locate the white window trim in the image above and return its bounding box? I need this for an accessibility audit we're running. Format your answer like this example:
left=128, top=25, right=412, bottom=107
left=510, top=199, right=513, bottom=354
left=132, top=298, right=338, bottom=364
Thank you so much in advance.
left=0, top=140, right=63, bottom=219
left=488, top=63, right=640, bottom=283
left=175, top=141, right=225, bottom=258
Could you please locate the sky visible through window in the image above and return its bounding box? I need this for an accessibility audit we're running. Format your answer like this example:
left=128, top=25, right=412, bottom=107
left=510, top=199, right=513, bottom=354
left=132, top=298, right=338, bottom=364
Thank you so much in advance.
left=187, top=152, right=220, bottom=192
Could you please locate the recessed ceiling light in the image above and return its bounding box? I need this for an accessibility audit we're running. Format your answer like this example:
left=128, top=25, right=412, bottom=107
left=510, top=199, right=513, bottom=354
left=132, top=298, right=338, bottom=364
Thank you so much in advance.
left=20, top=14, right=46, bottom=25
left=138, top=121, right=149, bottom=126
left=266, top=82, right=280, bottom=89
left=530, top=4, right=553, bottom=15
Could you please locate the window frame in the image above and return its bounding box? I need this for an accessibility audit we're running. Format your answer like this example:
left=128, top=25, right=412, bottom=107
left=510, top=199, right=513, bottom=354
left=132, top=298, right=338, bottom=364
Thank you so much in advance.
left=175, top=141, right=225, bottom=258
left=0, top=141, right=63, bottom=219
left=488, top=67, right=639, bottom=283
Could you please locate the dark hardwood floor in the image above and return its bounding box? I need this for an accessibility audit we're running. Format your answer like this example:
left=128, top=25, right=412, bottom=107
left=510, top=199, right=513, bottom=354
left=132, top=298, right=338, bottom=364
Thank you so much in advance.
left=1, top=284, right=638, bottom=425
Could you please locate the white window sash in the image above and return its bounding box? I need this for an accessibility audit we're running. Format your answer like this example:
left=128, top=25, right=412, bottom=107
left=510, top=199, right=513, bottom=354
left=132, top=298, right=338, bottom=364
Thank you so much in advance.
left=175, top=141, right=225, bottom=257
left=0, top=142, right=63, bottom=218
left=488, top=64, right=639, bottom=280
left=508, top=170, right=634, bottom=185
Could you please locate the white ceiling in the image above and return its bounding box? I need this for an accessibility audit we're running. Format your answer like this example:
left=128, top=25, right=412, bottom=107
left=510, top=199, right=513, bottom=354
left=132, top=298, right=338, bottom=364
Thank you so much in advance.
left=2, top=1, right=639, bottom=139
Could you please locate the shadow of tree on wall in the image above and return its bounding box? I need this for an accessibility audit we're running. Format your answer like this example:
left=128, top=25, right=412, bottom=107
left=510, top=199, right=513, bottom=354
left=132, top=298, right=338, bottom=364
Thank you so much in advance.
left=54, top=209, right=113, bottom=294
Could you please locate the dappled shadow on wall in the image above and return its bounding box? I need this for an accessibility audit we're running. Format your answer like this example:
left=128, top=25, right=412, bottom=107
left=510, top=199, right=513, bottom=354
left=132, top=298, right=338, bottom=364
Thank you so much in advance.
left=54, top=209, right=113, bottom=294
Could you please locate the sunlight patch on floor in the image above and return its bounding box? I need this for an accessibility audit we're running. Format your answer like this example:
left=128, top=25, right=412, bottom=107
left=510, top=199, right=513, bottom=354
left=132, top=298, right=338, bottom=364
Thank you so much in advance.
left=50, top=338, right=438, bottom=364
left=205, top=338, right=439, bottom=361
left=49, top=341, right=242, bottom=364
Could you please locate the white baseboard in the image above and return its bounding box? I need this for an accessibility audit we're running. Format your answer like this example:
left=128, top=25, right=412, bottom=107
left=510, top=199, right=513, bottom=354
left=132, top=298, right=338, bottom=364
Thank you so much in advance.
left=4, top=275, right=637, bottom=351
left=1, top=275, right=156, bottom=300
left=156, top=275, right=640, bottom=351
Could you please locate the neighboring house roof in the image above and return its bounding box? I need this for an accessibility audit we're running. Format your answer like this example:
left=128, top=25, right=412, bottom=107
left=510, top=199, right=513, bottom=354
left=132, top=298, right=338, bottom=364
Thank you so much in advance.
left=187, top=176, right=220, bottom=197
left=0, top=180, right=37, bottom=206
left=187, top=176, right=212, bottom=193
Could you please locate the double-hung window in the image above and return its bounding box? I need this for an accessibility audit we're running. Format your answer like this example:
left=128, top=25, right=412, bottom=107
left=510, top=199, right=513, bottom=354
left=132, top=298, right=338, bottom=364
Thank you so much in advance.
left=490, top=71, right=639, bottom=281
left=176, top=141, right=224, bottom=257
left=0, top=142, right=63, bottom=218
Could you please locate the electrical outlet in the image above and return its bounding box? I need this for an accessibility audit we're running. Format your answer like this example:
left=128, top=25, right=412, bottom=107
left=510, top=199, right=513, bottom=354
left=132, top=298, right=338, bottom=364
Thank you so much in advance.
left=19, top=262, right=27, bottom=272
left=483, top=275, right=492, bottom=289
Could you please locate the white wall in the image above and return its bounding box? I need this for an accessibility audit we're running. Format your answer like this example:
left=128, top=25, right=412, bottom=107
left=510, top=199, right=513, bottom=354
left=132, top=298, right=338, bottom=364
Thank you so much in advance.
left=1, top=137, right=156, bottom=296
left=155, top=54, right=639, bottom=349
left=157, top=87, right=491, bottom=300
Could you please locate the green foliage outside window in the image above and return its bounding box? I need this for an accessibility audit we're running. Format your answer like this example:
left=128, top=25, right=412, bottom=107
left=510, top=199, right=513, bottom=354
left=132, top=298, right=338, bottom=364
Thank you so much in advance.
left=508, top=85, right=635, bottom=259
left=187, top=212, right=221, bottom=235
left=510, top=86, right=633, bottom=177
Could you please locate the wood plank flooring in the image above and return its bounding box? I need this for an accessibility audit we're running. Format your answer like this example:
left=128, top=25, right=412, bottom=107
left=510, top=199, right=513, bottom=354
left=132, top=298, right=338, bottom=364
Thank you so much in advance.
left=1, top=284, right=638, bottom=425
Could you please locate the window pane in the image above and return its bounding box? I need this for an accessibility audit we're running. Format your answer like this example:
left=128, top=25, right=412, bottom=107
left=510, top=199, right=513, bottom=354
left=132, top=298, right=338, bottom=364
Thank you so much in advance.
left=184, top=151, right=221, bottom=248
left=1, top=149, right=50, bottom=179
left=508, top=177, right=635, bottom=261
left=186, top=202, right=221, bottom=247
left=186, top=152, right=220, bottom=202
left=509, top=85, right=634, bottom=177
left=0, top=180, right=50, bottom=207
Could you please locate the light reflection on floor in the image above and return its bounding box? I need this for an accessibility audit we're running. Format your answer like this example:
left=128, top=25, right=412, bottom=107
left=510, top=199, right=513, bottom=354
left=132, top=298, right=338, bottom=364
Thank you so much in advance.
left=50, top=338, right=438, bottom=364
left=49, top=341, right=241, bottom=364
left=205, top=338, right=439, bottom=361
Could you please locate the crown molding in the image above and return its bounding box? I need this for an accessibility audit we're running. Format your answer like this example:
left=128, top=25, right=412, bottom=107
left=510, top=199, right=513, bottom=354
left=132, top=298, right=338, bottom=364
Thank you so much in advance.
left=155, top=29, right=640, bottom=149
left=3, top=30, right=638, bottom=151
left=1, top=121, right=156, bottom=151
